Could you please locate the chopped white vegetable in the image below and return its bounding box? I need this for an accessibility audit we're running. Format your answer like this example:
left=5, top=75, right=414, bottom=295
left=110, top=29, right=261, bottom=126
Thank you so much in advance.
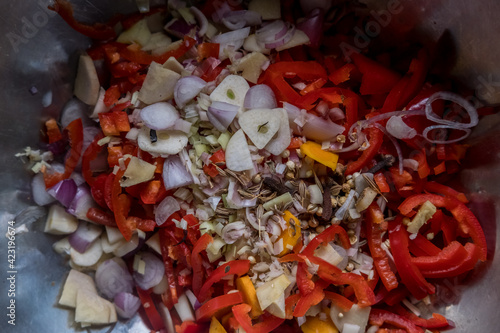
left=59, top=269, right=98, bottom=308
left=138, top=62, right=181, bottom=104
left=44, top=204, right=78, bottom=235
left=145, top=232, right=161, bottom=255
left=225, top=129, right=254, bottom=171
left=105, top=226, right=124, bottom=245
left=239, top=108, right=281, bottom=149
left=162, top=56, right=184, bottom=74
left=117, top=19, right=152, bottom=46
left=120, top=156, right=156, bottom=187
left=70, top=239, right=103, bottom=267
left=75, top=289, right=117, bottom=324
left=137, top=127, right=188, bottom=156
left=74, top=54, right=100, bottom=105
left=53, top=237, right=72, bottom=255
left=276, top=29, right=310, bottom=52
left=210, top=74, right=249, bottom=109
left=174, top=293, right=195, bottom=322
left=230, top=52, right=269, bottom=84
left=255, top=274, right=290, bottom=313
left=264, top=108, right=292, bottom=155
left=407, top=200, right=437, bottom=234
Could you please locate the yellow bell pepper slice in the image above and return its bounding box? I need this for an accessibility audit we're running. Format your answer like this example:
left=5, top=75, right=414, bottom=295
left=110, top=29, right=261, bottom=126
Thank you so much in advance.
left=278, top=210, right=301, bottom=257
left=209, top=316, right=227, bottom=333
left=236, top=275, right=263, bottom=318
left=301, top=315, right=339, bottom=333
left=300, top=141, right=339, bottom=170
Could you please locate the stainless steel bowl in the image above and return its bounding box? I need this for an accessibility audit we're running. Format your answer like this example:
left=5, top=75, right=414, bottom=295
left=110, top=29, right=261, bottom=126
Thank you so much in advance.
left=0, top=1, right=498, bottom=332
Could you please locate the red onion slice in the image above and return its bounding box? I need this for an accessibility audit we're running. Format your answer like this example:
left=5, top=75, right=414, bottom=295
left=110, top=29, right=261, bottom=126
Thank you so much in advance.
left=201, top=175, right=229, bottom=196
left=155, top=196, right=180, bottom=226
left=297, top=8, right=324, bottom=48
left=67, top=185, right=96, bottom=221
left=212, top=27, right=250, bottom=56
left=69, top=220, right=103, bottom=253
left=114, top=292, right=141, bottom=319
left=256, top=20, right=287, bottom=43
left=207, top=101, right=239, bottom=131
left=140, top=102, right=180, bottom=130
left=174, top=76, right=207, bottom=108
left=190, top=6, right=208, bottom=36
left=96, top=258, right=134, bottom=300
left=386, top=115, right=418, bottom=139
left=164, top=18, right=195, bottom=38
left=264, top=23, right=296, bottom=49
left=47, top=179, right=78, bottom=208
left=422, top=125, right=472, bottom=144
left=425, top=91, right=479, bottom=129
left=162, top=155, right=194, bottom=191
left=243, top=84, right=277, bottom=109
left=133, top=252, right=165, bottom=290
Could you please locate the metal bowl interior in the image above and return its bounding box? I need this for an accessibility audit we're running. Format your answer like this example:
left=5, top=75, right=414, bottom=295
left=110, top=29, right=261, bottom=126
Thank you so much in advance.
left=0, top=1, right=498, bottom=332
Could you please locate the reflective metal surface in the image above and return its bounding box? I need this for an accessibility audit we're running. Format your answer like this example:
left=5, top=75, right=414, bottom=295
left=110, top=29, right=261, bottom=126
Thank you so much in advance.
left=0, top=0, right=498, bottom=332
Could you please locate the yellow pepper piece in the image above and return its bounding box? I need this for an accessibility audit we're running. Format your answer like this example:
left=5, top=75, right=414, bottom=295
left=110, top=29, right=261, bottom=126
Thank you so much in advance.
left=209, top=316, right=227, bottom=333
left=278, top=210, right=301, bottom=257
left=236, top=276, right=263, bottom=318
left=301, top=316, right=339, bottom=333
left=300, top=141, right=339, bottom=170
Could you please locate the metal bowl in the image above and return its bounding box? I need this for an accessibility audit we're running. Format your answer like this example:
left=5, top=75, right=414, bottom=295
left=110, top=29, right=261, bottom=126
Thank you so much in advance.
left=0, top=1, right=498, bottom=332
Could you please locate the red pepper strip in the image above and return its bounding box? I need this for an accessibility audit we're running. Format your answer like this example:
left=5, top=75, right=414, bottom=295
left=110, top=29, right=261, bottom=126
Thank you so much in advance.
left=43, top=119, right=84, bottom=188
left=300, top=77, right=327, bottom=95
left=140, top=180, right=162, bottom=204
left=197, top=260, right=251, bottom=302
left=408, top=233, right=441, bottom=257
left=328, top=63, right=356, bottom=85
left=90, top=174, right=108, bottom=209
left=136, top=287, right=165, bottom=331
left=175, top=321, right=203, bottom=333
left=383, top=286, right=409, bottom=306
left=296, top=262, right=315, bottom=296
left=81, top=132, right=105, bottom=187
left=45, top=118, right=63, bottom=143
left=411, top=241, right=467, bottom=272
left=48, top=0, right=116, bottom=40
left=119, top=36, right=196, bottom=65
left=111, top=164, right=136, bottom=241
left=388, top=221, right=435, bottom=299
left=366, top=203, right=399, bottom=291
left=324, top=291, right=354, bottom=312
left=86, top=207, right=117, bottom=227
left=318, top=269, right=376, bottom=307
left=191, top=233, right=213, bottom=297
left=232, top=303, right=285, bottom=333
left=159, top=228, right=180, bottom=306
left=163, top=228, right=192, bottom=267
left=265, top=61, right=328, bottom=81
left=392, top=304, right=449, bottom=329
left=417, top=242, right=479, bottom=278
left=351, top=53, right=401, bottom=95
left=399, top=194, right=487, bottom=261
left=301, top=224, right=351, bottom=256
left=369, top=309, right=424, bottom=333
left=196, top=292, right=244, bottom=322
left=284, top=294, right=301, bottom=319
left=104, top=85, right=121, bottom=107
left=293, top=279, right=327, bottom=317
left=374, top=172, right=391, bottom=193
left=197, top=42, right=220, bottom=61
left=424, top=181, right=469, bottom=203
left=411, top=150, right=431, bottom=179
left=345, top=127, right=384, bottom=175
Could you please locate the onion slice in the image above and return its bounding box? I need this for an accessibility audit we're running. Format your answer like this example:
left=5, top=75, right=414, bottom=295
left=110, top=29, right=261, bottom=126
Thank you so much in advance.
left=95, top=258, right=134, bottom=300
left=386, top=115, right=417, bottom=139
left=244, top=84, right=277, bottom=109
left=174, top=76, right=207, bottom=108
left=207, top=101, right=239, bottom=131
left=133, top=252, right=165, bottom=290
left=162, top=155, right=194, bottom=191
left=190, top=6, right=208, bottom=36
left=425, top=91, right=479, bottom=128
left=47, top=179, right=77, bottom=208
left=155, top=196, right=180, bottom=226
left=140, top=102, right=180, bottom=130
left=114, top=292, right=141, bottom=319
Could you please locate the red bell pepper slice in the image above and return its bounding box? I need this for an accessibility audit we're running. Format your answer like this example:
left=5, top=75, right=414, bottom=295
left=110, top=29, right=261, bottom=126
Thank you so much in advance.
left=86, top=207, right=117, bottom=227
left=140, top=180, right=162, bottom=204
left=374, top=172, right=391, bottom=193
left=328, top=63, right=356, bottom=85
left=197, top=43, right=220, bottom=61
left=45, top=118, right=63, bottom=143
left=293, top=280, right=328, bottom=317
left=345, top=127, right=384, bottom=175
left=408, top=233, right=441, bottom=257
left=119, top=36, right=196, bottom=65
left=82, top=132, right=105, bottom=187
left=285, top=294, right=301, bottom=319
left=136, top=287, right=165, bottom=331
left=196, top=292, right=244, bottom=322
left=388, top=221, right=435, bottom=299
left=104, top=85, right=121, bottom=107
left=318, top=270, right=376, bottom=307
left=111, top=164, right=136, bottom=241
left=300, top=77, right=327, bottom=95
left=197, top=260, right=251, bottom=302
left=417, top=242, right=480, bottom=278
left=191, top=233, right=213, bottom=296
left=411, top=241, right=467, bottom=272
left=424, top=181, right=469, bottom=203
left=296, top=262, right=315, bottom=296
left=366, top=203, right=398, bottom=291
left=369, top=309, right=424, bottom=333
left=301, top=224, right=350, bottom=257
left=159, top=228, right=181, bottom=306
left=392, top=304, right=449, bottom=329
left=383, top=286, right=409, bottom=306
left=410, top=150, right=431, bottom=179
left=49, top=0, right=117, bottom=40
left=99, top=111, right=131, bottom=136
left=399, top=194, right=487, bottom=261
left=44, top=118, right=84, bottom=188
left=232, top=303, right=285, bottom=333
left=324, top=291, right=354, bottom=311
left=351, top=53, right=401, bottom=95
